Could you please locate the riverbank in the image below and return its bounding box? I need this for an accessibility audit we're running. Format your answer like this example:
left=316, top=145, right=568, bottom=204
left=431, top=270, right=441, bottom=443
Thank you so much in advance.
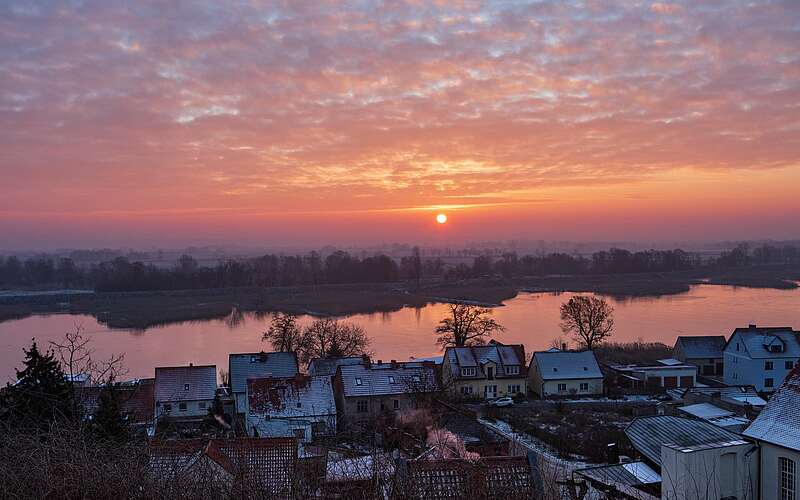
left=0, top=265, right=796, bottom=329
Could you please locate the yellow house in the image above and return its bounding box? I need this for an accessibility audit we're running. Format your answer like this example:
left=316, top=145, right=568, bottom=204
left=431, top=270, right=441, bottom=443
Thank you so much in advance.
left=442, top=341, right=528, bottom=399
left=529, top=348, right=604, bottom=398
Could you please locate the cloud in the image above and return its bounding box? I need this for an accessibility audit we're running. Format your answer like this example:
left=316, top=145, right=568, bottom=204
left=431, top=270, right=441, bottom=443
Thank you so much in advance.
left=0, top=0, right=799, bottom=229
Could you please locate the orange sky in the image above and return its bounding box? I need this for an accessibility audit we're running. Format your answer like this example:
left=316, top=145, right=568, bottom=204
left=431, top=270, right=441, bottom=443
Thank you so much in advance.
left=1, top=1, right=799, bottom=249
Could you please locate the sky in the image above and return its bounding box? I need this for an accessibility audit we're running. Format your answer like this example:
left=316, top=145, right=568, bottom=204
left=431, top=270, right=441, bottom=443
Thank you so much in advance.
left=1, top=1, right=799, bottom=249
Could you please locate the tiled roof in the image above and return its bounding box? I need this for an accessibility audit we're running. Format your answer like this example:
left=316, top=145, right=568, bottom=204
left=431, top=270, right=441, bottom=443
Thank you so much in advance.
left=247, top=375, right=336, bottom=418
left=725, top=326, right=800, bottom=359
left=532, top=350, right=602, bottom=380
left=229, top=352, right=298, bottom=394
left=338, top=363, right=438, bottom=398
left=78, top=378, right=155, bottom=423
left=404, top=456, right=534, bottom=499
left=155, top=365, right=217, bottom=402
left=743, top=364, right=800, bottom=451
left=625, top=416, right=745, bottom=466
left=674, top=336, right=727, bottom=359
left=307, top=356, right=365, bottom=377
left=445, top=343, right=527, bottom=380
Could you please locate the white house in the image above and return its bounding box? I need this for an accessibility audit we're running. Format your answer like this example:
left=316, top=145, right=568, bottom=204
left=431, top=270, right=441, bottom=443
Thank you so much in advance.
left=229, top=352, right=298, bottom=414
left=154, top=364, right=217, bottom=419
left=246, top=374, right=337, bottom=442
left=528, top=349, right=603, bottom=398
left=743, top=365, right=800, bottom=500
left=723, top=325, right=800, bottom=392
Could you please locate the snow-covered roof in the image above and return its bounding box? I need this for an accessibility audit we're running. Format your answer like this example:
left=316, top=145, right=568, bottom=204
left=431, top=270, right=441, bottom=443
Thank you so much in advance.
left=725, top=326, right=800, bottom=359
left=743, top=365, right=800, bottom=451
left=679, top=403, right=733, bottom=420
left=532, top=350, right=602, bottom=380
left=155, top=365, right=216, bottom=402
left=326, top=453, right=395, bottom=482
left=248, top=375, right=336, bottom=418
left=674, top=336, right=726, bottom=359
left=575, top=461, right=661, bottom=490
left=229, top=352, right=298, bottom=394
left=657, top=358, right=683, bottom=366
left=445, top=343, right=526, bottom=379
left=338, top=363, right=437, bottom=398
left=307, top=356, right=365, bottom=377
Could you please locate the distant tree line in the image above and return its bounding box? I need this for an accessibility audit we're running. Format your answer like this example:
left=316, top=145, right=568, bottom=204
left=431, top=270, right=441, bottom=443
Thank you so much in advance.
left=0, top=243, right=798, bottom=292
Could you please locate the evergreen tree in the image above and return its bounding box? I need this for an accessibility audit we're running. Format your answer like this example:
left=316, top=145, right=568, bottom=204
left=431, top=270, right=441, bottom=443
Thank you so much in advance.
left=93, top=384, right=128, bottom=443
left=1, top=339, right=74, bottom=429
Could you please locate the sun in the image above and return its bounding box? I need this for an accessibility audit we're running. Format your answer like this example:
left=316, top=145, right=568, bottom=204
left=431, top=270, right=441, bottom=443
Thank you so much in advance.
left=436, top=213, right=448, bottom=224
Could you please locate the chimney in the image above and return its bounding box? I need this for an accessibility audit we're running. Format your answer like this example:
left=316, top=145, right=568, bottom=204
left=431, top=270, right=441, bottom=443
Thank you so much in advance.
left=189, top=362, right=193, bottom=367
left=362, top=354, right=371, bottom=368
left=749, top=324, right=757, bottom=329
left=377, top=360, right=383, bottom=365
left=390, top=360, right=399, bottom=369
left=561, top=343, right=567, bottom=351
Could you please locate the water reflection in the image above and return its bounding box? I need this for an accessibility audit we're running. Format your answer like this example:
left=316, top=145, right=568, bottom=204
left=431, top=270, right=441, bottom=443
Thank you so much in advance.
left=0, top=285, right=798, bottom=383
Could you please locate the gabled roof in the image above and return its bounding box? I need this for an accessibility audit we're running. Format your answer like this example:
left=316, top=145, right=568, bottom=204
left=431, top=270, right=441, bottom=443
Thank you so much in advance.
left=247, top=375, right=336, bottom=418
left=229, top=352, right=298, bottom=394
left=673, top=336, right=727, bottom=359
left=404, top=456, right=534, bottom=499
left=445, top=343, right=527, bottom=380
left=724, top=326, right=800, bottom=359
left=532, top=350, right=602, bottom=380
left=625, top=416, right=746, bottom=467
left=155, top=365, right=216, bottom=402
left=307, top=356, right=365, bottom=377
left=79, top=377, right=155, bottom=423
left=743, top=364, right=800, bottom=451
left=338, top=363, right=437, bottom=398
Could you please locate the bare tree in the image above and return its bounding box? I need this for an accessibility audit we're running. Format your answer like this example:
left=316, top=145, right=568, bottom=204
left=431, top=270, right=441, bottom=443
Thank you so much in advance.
left=434, top=304, right=505, bottom=348
left=559, top=296, right=614, bottom=350
left=262, top=312, right=303, bottom=352
left=298, top=318, right=372, bottom=365
left=50, top=326, right=127, bottom=386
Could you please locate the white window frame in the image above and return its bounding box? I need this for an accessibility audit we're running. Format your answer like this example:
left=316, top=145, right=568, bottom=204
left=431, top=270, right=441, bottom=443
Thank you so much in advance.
left=355, top=377, right=362, bottom=386
left=461, top=367, right=476, bottom=377
left=557, top=383, right=567, bottom=392
left=780, top=457, right=796, bottom=500
left=505, top=365, right=519, bottom=375
left=579, top=382, right=589, bottom=392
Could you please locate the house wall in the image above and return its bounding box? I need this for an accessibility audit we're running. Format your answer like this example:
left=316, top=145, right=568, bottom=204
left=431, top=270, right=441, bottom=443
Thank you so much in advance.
left=246, top=414, right=336, bottom=442
left=449, top=378, right=528, bottom=399
left=155, top=399, right=212, bottom=418
left=759, top=443, right=800, bottom=500
left=660, top=442, right=759, bottom=500
left=725, top=350, right=798, bottom=392
left=535, top=378, right=603, bottom=398
left=683, top=357, right=724, bottom=377
left=339, top=394, right=419, bottom=425
left=234, top=392, right=247, bottom=414
left=635, top=367, right=697, bottom=388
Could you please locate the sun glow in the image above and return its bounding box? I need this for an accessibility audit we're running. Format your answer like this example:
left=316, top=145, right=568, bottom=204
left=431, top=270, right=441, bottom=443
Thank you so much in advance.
left=436, top=213, right=448, bottom=224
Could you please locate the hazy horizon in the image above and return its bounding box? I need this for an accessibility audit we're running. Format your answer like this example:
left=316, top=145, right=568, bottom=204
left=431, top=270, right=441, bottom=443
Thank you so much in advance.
left=2, top=1, right=799, bottom=249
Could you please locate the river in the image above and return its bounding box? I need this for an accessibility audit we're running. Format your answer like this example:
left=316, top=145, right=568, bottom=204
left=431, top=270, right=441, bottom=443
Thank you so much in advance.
left=1, top=284, right=799, bottom=383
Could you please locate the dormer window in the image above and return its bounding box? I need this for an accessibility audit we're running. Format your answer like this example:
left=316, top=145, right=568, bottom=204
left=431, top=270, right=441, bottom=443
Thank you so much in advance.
left=461, top=367, right=477, bottom=377
left=583, top=367, right=588, bottom=371
left=184, top=383, right=190, bottom=391
left=355, top=378, right=362, bottom=386
left=388, top=376, right=396, bottom=384
left=505, top=365, right=519, bottom=375
left=412, top=375, right=421, bottom=382
left=296, top=402, right=302, bottom=408
left=553, top=367, right=558, bottom=372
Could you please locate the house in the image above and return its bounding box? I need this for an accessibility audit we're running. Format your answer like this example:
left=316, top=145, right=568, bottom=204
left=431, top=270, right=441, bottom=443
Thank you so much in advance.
left=333, top=360, right=438, bottom=426
left=625, top=415, right=758, bottom=500
left=743, top=364, right=800, bottom=500
left=229, top=352, right=298, bottom=414
left=528, top=349, right=603, bottom=398
left=442, top=341, right=527, bottom=399
left=677, top=403, right=750, bottom=433
left=308, top=356, right=365, bottom=377
left=154, top=364, right=217, bottom=419
left=573, top=462, right=661, bottom=500
left=608, top=359, right=697, bottom=390
left=672, top=335, right=726, bottom=376
left=723, top=325, right=800, bottom=392
left=148, top=437, right=297, bottom=498
left=78, top=377, right=156, bottom=436
left=246, top=374, right=337, bottom=442
left=667, top=385, right=767, bottom=416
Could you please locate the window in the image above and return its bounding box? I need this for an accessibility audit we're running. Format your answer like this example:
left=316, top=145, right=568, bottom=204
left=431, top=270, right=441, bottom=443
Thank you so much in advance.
left=198, top=401, right=206, bottom=409
left=393, top=399, right=400, bottom=410
left=184, top=383, right=190, bottom=391
left=461, top=367, right=476, bottom=377
left=388, top=376, right=396, bottom=384
left=736, top=343, right=740, bottom=351
left=557, top=383, right=567, bottom=392
left=412, top=375, right=421, bottom=382
left=766, top=378, right=775, bottom=388
left=787, top=361, right=795, bottom=370
left=178, top=402, right=187, bottom=411
left=766, top=361, right=774, bottom=371
left=709, top=358, right=715, bottom=363
left=163, top=403, right=172, bottom=413
left=296, top=402, right=302, bottom=408
left=507, top=384, right=520, bottom=394
left=579, top=383, right=589, bottom=392
left=460, top=386, right=473, bottom=395
left=505, top=365, right=519, bottom=375
left=355, top=377, right=362, bottom=386
left=294, top=429, right=306, bottom=440
left=780, top=457, right=796, bottom=500
left=356, top=400, right=368, bottom=413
